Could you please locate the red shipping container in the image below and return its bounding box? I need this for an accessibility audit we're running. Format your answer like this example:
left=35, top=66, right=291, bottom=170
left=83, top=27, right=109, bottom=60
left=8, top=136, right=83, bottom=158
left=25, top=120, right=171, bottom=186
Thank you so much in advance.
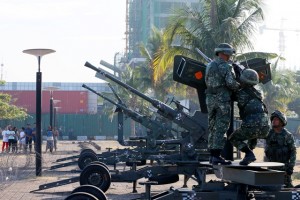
left=3, top=90, right=88, bottom=114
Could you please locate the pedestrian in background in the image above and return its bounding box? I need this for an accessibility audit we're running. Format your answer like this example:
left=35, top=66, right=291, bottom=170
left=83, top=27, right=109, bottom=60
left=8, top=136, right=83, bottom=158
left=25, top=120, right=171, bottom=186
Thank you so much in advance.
left=53, top=127, right=59, bottom=151
left=19, top=127, right=26, bottom=153
left=25, top=123, right=33, bottom=153
left=2, top=125, right=9, bottom=153
left=45, top=125, right=54, bottom=153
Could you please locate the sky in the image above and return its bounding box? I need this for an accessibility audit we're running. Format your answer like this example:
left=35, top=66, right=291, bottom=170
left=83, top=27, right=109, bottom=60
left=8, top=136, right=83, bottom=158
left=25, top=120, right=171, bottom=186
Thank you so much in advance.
left=0, top=0, right=299, bottom=83
left=0, top=0, right=126, bottom=83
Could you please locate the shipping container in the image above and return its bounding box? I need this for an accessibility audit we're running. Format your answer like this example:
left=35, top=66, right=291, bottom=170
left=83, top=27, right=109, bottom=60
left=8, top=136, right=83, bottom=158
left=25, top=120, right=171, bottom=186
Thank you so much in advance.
left=3, top=90, right=89, bottom=114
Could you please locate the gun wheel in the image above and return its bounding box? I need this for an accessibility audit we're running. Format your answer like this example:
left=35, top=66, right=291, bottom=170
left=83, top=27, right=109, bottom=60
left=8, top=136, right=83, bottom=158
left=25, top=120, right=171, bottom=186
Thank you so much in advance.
left=71, top=185, right=107, bottom=200
left=89, top=161, right=109, bottom=171
left=80, top=148, right=96, bottom=156
left=78, top=151, right=98, bottom=170
left=80, top=163, right=111, bottom=193
left=65, top=192, right=98, bottom=200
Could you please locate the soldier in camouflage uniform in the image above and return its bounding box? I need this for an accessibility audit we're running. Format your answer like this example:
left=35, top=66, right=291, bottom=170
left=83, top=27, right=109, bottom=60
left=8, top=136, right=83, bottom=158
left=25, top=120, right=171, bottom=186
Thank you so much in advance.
left=265, top=110, right=296, bottom=188
left=205, top=43, right=240, bottom=165
left=229, top=69, right=269, bottom=165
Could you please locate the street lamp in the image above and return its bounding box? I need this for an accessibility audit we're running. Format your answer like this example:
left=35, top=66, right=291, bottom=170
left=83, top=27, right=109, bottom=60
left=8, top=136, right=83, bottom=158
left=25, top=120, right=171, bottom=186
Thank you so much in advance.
left=44, top=87, right=59, bottom=128
left=23, top=48, right=55, bottom=176
left=53, top=100, right=61, bottom=129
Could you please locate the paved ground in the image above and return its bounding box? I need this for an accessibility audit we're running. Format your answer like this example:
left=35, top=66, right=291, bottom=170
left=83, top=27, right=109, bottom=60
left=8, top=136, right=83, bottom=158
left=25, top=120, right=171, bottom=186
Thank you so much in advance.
left=0, top=140, right=199, bottom=200
left=0, top=140, right=300, bottom=200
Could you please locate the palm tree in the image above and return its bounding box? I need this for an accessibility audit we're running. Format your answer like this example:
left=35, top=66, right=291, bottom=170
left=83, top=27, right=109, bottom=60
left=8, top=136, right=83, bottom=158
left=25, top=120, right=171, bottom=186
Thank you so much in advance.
left=152, top=0, right=265, bottom=82
left=139, top=26, right=187, bottom=101
left=259, top=56, right=299, bottom=113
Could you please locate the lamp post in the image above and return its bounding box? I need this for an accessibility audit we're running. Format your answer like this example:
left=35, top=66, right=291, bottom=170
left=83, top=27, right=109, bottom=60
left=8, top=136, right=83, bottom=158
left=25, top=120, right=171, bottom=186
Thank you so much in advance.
left=44, top=87, right=59, bottom=128
left=53, top=100, right=61, bottom=129
left=23, top=48, right=55, bottom=176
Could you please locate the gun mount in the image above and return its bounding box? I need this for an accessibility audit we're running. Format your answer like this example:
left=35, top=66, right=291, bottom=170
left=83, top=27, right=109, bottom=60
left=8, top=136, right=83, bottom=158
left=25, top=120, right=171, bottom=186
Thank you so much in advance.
left=84, top=62, right=209, bottom=153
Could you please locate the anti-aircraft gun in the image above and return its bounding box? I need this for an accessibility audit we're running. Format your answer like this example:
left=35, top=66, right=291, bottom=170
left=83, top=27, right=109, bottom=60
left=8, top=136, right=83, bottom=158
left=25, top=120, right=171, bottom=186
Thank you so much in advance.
left=84, top=61, right=209, bottom=161
left=82, top=83, right=177, bottom=149
left=176, top=49, right=272, bottom=160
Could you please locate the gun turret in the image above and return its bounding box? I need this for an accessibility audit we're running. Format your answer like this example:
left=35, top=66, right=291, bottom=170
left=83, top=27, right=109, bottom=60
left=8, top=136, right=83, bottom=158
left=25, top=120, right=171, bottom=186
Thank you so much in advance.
left=84, top=62, right=208, bottom=149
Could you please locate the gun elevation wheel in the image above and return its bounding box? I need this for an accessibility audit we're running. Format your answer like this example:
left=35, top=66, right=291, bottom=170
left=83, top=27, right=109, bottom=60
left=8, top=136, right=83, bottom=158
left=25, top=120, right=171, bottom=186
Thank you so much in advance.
left=65, top=192, right=98, bottom=200
left=78, top=152, right=98, bottom=170
left=80, top=163, right=111, bottom=192
left=71, top=185, right=107, bottom=200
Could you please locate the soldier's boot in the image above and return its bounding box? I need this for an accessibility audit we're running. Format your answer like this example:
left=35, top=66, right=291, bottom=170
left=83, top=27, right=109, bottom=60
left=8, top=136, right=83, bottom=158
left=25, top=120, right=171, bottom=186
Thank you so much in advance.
left=211, top=156, right=232, bottom=165
left=239, top=146, right=256, bottom=165
left=210, top=149, right=231, bottom=165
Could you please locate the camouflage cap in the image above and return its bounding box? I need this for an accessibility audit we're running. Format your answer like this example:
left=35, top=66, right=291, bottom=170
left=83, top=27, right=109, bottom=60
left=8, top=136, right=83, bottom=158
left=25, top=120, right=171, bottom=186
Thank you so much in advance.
left=240, top=69, right=259, bottom=85
left=270, top=110, right=287, bottom=126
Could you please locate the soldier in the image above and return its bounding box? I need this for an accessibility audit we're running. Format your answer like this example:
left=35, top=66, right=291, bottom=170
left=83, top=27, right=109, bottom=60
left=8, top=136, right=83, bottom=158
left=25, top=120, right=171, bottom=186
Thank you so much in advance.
left=205, top=43, right=240, bottom=165
left=265, top=110, right=296, bottom=188
left=229, top=69, right=269, bottom=165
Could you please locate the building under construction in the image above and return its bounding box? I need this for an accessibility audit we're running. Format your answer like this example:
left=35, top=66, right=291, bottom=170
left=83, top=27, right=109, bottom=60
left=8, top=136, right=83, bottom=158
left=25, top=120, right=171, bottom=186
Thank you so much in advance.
left=126, top=0, right=199, bottom=60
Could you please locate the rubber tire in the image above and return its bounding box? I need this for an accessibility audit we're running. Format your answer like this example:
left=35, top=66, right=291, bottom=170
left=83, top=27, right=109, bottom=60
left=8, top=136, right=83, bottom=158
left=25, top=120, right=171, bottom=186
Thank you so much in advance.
left=71, top=185, right=107, bottom=200
left=65, top=192, right=98, bottom=200
left=78, top=152, right=98, bottom=170
left=80, top=163, right=111, bottom=193
left=89, top=161, right=109, bottom=171
left=125, top=159, right=147, bottom=166
left=148, top=174, right=179, bottom=185
left=80, top=148, right=96, bottom=156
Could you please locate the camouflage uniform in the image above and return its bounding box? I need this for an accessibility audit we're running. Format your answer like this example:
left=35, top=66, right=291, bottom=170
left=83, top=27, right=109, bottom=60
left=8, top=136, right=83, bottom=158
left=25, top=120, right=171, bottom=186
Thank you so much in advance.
left=205, top=57, right=240, bottom=150
left=229, top=87, right=269, bottom=150
left=265, top=128, right=296, bottom=188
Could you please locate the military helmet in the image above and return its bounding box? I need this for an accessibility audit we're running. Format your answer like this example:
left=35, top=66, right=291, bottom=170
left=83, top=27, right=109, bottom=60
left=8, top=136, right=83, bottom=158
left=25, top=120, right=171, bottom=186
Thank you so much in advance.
left=214, top=43, right=236, bottom=56
left=270, top=110, right=287, bottom=126
left=240, top=69, right=259, bottom=85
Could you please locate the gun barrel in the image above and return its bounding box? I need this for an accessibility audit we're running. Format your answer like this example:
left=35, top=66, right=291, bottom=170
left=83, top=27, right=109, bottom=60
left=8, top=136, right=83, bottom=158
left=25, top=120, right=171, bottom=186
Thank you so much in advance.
left=85, top=62, right=155, bottom=104
left=195, top=48, right=212, bottom=63
left=82, top=84, right=118, bottom=106
left=82, top=83, right=144, bottom=120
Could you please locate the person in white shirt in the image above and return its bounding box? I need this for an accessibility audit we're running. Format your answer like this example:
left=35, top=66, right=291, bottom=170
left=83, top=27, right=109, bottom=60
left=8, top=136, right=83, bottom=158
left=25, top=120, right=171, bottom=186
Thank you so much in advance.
left=19, top=127, right=26, bottom=153
left=8, top=126, right=16, bottom=153
left=2, top=125, right=10, bottom=153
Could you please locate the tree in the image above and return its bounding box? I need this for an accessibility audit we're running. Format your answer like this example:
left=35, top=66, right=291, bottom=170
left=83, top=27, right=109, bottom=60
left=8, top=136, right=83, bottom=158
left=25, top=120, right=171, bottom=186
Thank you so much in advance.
left=0, top=93, right=28, bottom=120
left=152, top=0, right=265, bottom=82
left=288, top=98, right=300, bottom=117
left=259, top=56, right=300, bottom=114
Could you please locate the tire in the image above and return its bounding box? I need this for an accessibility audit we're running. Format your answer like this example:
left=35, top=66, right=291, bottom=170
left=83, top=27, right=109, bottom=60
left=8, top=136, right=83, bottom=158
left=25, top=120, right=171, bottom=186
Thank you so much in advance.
left=80, top=163, right=111, bottom=193
left=80, top=148, right=96, bottom=156
left=126, top=159, right=147, bottom=166
left=71, top=185, right=107, bottom=200
left=89, top=161, right=109, bottom=171
left=78, top=152, right=98, bottom=170
left=148, top=174, right=179, bottom=185
left=65, top=192, right=98, bottom=200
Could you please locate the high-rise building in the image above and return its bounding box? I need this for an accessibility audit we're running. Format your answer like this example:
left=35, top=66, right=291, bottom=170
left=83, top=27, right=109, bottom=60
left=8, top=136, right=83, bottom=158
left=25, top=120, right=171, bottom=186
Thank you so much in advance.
left=126, top=0, right=199, bottom=60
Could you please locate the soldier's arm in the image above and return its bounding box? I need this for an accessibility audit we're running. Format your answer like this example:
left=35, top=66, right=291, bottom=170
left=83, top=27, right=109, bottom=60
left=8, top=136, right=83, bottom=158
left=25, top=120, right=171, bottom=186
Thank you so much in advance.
left=287, top=133, right=297, bottom=167
left=220, top=64, right=240, bottom=91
